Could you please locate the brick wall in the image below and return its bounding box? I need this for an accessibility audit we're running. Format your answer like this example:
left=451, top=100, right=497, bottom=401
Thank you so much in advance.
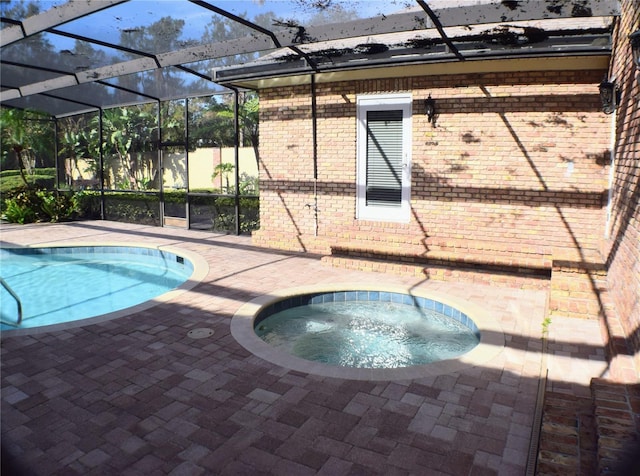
left=603, top=2, right=640, bottom=380
left=257, top=88, right=316, bottom=250
left=255, top=69, right=611, bottom=267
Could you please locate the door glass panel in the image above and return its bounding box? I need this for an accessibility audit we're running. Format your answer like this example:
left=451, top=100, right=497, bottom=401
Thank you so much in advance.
left=366, top=110, right=403, bottom=207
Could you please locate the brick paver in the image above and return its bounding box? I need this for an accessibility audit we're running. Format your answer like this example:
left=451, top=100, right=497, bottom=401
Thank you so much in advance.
left=0, top=221, right=609, bottom=475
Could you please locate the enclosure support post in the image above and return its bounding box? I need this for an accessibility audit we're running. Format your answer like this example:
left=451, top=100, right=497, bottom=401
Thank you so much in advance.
left=99, top=109, right=105, bottom=220
left=157, top=100, right=164, bottom=226
left=54, top=119, right=59, bottom=190
left=228, top=86, right=241, bottom=236
left=185, top=98, right=190, bottom=228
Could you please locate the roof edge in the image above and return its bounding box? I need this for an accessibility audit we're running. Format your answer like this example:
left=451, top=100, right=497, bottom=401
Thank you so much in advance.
left=219, top=54, right=611, bottom=90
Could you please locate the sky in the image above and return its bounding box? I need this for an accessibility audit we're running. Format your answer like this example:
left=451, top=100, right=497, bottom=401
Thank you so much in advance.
left=1, top=0, right=419, bottom=52
left=1, top=1, right=500, bottom=37
left=0, top=0, right=500, bottom=58
left=1, top=0, right=412, bottom=24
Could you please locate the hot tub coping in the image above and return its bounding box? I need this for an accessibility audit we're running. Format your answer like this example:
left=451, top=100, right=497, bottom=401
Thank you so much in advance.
left=231, top=283, right=506, bottom=381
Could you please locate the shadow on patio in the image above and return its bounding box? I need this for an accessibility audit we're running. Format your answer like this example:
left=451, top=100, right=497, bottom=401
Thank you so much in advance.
left=1, top=221, right=638, bottom=475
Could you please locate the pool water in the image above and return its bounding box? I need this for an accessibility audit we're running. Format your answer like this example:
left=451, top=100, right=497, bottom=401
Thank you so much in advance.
left=0, top=247, right=193, bottom=330
left=255, top=300, right=479, bottom=368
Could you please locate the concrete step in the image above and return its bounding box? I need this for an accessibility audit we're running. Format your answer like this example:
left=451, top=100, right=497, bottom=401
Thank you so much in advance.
left=321, top=253, right=551, bottom=289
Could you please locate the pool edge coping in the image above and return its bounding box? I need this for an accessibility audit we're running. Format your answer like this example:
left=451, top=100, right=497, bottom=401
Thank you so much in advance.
left=0, top=242, right=209, bottom=336
left=231, top=283, right=506, bottom=381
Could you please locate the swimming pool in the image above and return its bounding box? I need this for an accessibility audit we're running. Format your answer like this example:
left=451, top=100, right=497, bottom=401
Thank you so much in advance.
left=231, top=284, right=505, bottom=380
left=0, top=244, right=207, bottom=333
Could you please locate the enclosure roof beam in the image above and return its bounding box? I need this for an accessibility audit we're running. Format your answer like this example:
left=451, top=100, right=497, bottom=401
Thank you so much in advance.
left=188, top=0, right=283, bottom=48
left=1, top=0, right=128, bottom=47
left=1, top=59, right=79, bottom=96
left=154, top=35, right=275, bottom=67
left=1, top=58, right=157, bottom=109
left=74, top=57, right=158, bottom=84
left=0, top=88, right=21, bottom=102
left=48, top=27, right=160, bottom=65
left=25, top=9, right=436, bottom=98
left=9, top=0, right=619, bottom=99
left=40, top=92, right=100, bottom=112
left=0, top=0, right=621, bottom=117
left=283, top=0, right=620, bottom=47
left=432, top=0, right=620, bottom=26
left=417, top=0, right=465, bottom=61
left=94, top=80, right=160, bottom=103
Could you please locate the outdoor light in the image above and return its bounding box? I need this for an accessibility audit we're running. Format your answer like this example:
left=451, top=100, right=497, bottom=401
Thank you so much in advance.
left=630, top=30, right=640, bottom=69
left=630, top=29, right=640, bottom=74
left=425, top=94, right=436, bottom=126
left=599, top=79, right=618, bottom=115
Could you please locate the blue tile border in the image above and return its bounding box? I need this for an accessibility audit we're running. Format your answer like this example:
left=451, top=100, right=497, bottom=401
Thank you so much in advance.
left=254, top=290, right=479, bottom=337
left=0, top=246, right=193, bottom=278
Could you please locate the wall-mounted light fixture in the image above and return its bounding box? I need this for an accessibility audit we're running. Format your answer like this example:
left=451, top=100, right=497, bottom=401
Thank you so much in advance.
left=630, top=29, right=640, bottom=78
left=599, top=79, right=618, bottom=114
left=425, top=94, right=436, bottom=126
left=630, top=30, right=640, bottom=69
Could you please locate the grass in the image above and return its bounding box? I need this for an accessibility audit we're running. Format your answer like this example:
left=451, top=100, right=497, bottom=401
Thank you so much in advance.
left=0, top=168, right=56, bottom=194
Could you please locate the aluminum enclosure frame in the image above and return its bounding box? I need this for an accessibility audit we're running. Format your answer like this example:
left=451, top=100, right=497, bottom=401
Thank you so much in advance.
left=1, top=0, right=620, bottom=118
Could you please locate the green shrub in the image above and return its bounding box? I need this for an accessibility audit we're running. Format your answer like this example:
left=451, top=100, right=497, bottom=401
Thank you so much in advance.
left=189, top=194, right=258, bottom=234
left=1, top=180, right=258, bottom=232
left=1, top=186, right=40, bottom=221
left=239, top=196, right=259, bottom=233
left=103, top=192, right=160, bottom=225
left=164, top=190, right=187, bottom=203
left=35, top=190, right=78, bottom=222
left=73, top=190, right=102, bottom=219
left=1, top=186, right=79, bottom=223
left=2, top=199, right=36, bottom=224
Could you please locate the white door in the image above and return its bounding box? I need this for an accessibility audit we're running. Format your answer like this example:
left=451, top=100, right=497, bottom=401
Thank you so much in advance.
left=356, top=94, right=412, bottom=222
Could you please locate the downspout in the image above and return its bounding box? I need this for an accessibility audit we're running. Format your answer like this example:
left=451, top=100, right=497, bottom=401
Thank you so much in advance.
left=605, top=108, right=616, bottom=239
left=310, top=74, right=319, bottom=236
left=604, top=16, right=619, bottom=239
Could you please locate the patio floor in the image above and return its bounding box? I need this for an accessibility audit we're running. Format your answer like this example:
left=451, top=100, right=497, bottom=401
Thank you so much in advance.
left=1, top=221, right=609, bottom=475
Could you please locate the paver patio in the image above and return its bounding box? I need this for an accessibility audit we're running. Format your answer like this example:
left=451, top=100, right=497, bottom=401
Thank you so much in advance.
left=1, top=221, right=609, bottom=475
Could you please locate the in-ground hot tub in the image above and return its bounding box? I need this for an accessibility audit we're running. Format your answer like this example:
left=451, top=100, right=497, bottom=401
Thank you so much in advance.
left=231, top=284, right=505, bottom=380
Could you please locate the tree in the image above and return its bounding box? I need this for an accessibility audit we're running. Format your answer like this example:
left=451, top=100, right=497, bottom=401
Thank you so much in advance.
left=216, top=92, right=260, bottom=166
left=212, top=162, right=235, bottom=193
left=58, top=113, right=100, bottom=187
left=0, top=108, right=53, bottom=186
left=117, top=17, right=188, bottom=97
left=97, top=105, right=158, bottom=190
left=188, top=95, right=235, bottom=149
left=283, top=0, right=360, bottom=26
